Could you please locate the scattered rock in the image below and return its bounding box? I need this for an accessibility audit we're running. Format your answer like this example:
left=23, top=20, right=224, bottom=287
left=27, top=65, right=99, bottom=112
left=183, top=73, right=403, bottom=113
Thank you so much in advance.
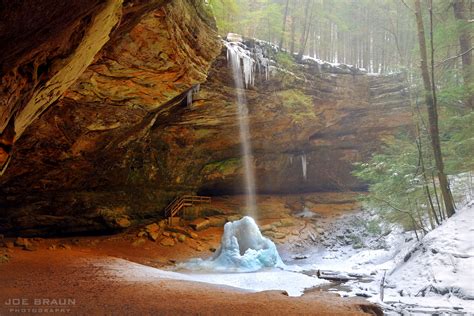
left=207, top=216, right=226, bottom=227
left=160, top=237, right=175, bottom=247
left=145, top=223, right=161, bottom=234
left=292, top=254, right=308, bottom=260
left=23, top=244, right=37, bottom=251
left=5, top=241, right=14, bottom=249
left=192, top=245, right=204, bottom=252
left=149, top=231, right=160, bottom=241
left=189, top=232, right=198, bottom=239
left=316, top=228, right=325, bottom=235
left=58, top=243, right=71, bottom=250
left=189, top=218, right=210, bottom=231
left=162, top=231, right=171, bottom=237
left=279, top=218, right=295, bottom=227
left=115, top=217, right=131, bottom=228
left=48, top=245, right=57, bottom=250
left=137, top=231, right=146, bottom=237
left=226, top=215, right=241, bottom=222
left=14, top=237, right=30, bottom=248
left=0, top=254, right=9, bottom=264
left=209, top=247, right=217, bottom=252
left=265, top=232, right=286, bottom=239
left=170, top=232, right=177, bottom=238
left=168, top=217, right=181, bottom=226
left=132, top=238, right=146, bottom=247
left=259, top=224, right=274, bottom=232
left=177, top=234, right=186, bottom=243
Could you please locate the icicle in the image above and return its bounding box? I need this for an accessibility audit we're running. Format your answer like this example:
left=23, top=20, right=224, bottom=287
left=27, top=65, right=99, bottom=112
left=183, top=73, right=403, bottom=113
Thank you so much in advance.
left=301, top=154, right=307, bottom=180
left=186, top=89, right=193, bottom=107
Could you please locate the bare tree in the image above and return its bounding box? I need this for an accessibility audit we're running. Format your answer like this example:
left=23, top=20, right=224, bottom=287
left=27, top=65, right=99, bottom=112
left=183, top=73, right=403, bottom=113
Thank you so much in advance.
left=414, top=0, right=456, bottom=217
left=452, top=0, right=473, bottom=108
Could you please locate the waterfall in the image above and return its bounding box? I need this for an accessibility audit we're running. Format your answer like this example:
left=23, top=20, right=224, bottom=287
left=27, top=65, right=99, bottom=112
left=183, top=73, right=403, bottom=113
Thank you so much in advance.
left=301, top=154, right=307, bottom=181
left=225, top=41, right=257, bottom=217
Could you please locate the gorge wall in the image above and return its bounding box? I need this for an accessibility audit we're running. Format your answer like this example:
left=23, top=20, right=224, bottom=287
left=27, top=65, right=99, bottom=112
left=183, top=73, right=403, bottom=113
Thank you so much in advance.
left=0, top=6, right=411, bottom=235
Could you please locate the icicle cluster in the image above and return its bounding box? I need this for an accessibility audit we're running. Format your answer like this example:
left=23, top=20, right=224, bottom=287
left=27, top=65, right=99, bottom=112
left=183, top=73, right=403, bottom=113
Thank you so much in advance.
left=224, top=34, right=271, bottom=88
left=186, top=84, right=201, bottom=107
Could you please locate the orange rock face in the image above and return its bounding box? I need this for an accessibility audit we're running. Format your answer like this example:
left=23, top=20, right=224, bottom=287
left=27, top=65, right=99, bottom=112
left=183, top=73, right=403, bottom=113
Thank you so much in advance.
left=0, top=19, right=410, bottom=235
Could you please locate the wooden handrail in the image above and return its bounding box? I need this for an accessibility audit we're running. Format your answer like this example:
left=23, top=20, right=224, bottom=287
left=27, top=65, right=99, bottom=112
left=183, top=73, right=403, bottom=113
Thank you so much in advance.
left=164, top=195, right=211, bottom=223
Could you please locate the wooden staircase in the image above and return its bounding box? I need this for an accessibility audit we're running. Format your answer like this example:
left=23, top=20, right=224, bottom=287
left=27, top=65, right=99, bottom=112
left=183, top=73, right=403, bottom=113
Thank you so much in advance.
left=164, top=195, right=211, bottom=225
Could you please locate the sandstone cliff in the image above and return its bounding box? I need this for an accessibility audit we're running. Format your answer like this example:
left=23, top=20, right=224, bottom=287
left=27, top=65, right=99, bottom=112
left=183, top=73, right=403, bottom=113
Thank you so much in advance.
left=0, top=18, right=411, bottom=235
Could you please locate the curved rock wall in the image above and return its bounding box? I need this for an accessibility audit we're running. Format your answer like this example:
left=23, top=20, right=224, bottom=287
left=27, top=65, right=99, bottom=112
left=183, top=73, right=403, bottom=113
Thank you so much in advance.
left=0, top=0, right=220, bottom=235
left=0, top=27, right=410, bottom=235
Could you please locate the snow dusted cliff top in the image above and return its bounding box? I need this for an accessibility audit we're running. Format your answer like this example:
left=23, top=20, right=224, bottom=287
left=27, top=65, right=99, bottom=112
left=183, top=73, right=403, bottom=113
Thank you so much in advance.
left=224, top=33, right=373, bottom=79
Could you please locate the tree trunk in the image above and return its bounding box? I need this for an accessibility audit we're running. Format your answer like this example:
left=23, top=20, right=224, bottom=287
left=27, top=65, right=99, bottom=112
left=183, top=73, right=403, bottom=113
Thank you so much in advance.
left=279, top=0, right=290, bottom=49
left=297, top=0, right=313, bottom=60
left=414, top=0, right=456, bottom=218
left=453, top=0, right=473, bottom=108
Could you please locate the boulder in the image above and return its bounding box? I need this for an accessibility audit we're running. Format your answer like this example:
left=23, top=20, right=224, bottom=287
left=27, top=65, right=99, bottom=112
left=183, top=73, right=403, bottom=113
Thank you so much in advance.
left=160, top=237, right=175, bottom=247
left=168, top=217, right=181, bottom=227
left=14, top=237, right=30, bottom=248
left=149, top=231, right=160, bottom=241
left=145, top=223, right=160, bottom=234
left=261, top=224, right=275, bottom=232
left=189, top=218, right=210, bottom=231
left=0, top=254, right=9, bottom=264
left=177, top=234, right=186, bottom=243
left=132, top=238, right=146, bottom=247
left=207, top=216, right=226, bottom=227
left=226, top=215, right=241, bottom=222
left=115, top=217, right=131, bottom=228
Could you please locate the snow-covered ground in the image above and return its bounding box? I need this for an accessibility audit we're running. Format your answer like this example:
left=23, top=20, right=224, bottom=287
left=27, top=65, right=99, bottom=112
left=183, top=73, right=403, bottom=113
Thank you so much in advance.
left=294, top=201, right=474, bottom=314
left=377, top=200, right=474, bottom=314
left=106, top=198, right=473, bottom=312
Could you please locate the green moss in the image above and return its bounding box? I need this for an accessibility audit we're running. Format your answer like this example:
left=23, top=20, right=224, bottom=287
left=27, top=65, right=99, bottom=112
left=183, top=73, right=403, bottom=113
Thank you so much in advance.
left=202, top=158, right=241, bottom=176
left=276, top=89, right=315, bottom=125
left=275, top=52, right=297, bottom=71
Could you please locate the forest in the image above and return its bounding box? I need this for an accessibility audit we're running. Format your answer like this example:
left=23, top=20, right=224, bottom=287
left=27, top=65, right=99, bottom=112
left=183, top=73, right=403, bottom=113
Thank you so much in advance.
left=212, top=0, right=473, bottom=234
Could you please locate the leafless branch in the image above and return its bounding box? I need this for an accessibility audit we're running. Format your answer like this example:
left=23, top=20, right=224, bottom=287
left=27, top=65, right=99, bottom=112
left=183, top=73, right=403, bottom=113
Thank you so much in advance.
left=436, top=47, right=474, bottom=66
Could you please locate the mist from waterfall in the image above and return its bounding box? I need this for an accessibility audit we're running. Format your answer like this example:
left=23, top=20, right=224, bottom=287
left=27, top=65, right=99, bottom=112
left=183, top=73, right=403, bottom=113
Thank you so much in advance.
left=225, top=40, right=257, bottom=217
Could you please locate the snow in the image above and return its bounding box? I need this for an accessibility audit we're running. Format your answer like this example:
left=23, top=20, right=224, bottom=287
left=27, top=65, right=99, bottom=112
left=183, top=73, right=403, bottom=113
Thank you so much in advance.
left=301, top=55, right=368, bottom=75
left=102, top=257, right=327, bottom=297
left=384, top=200, right=474, bottom=303
left=312, top=201, right=474, bottom=313
left=100, top=216, right=328, bottom=297
left=180, top=216, right=285, bottom=272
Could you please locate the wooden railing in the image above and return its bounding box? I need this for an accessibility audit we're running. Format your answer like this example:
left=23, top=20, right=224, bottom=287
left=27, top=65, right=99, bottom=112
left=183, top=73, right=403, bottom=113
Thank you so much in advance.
left=164, top=195, right=211, bottom=224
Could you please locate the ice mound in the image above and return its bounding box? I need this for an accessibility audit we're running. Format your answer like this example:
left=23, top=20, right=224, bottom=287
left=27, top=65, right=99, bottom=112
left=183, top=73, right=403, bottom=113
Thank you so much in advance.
left=180, top=216, right=284, bottom=272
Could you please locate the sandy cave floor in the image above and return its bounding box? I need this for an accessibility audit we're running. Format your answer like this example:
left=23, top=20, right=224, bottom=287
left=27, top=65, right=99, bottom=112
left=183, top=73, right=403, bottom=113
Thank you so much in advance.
left=0, top=238, right=381, bottom=316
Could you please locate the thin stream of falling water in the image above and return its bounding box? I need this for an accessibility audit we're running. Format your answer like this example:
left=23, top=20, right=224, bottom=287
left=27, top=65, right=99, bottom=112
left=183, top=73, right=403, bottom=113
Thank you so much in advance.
left=225, top=42, right=257, bottom=217
left=301, top=153, right=307, bottom=181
